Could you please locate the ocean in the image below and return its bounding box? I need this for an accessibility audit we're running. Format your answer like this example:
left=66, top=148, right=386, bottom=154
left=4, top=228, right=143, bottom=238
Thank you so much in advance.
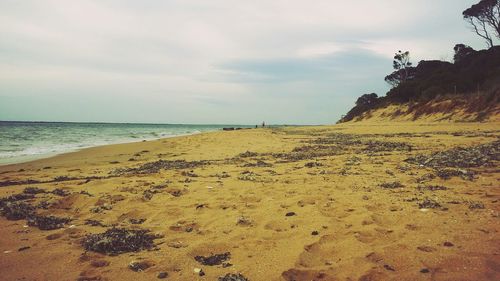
left=0, top=121, right=252, bottom=165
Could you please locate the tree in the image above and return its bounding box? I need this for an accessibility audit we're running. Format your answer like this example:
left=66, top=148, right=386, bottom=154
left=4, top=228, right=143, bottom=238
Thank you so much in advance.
left=355, top=93, right=378, bottom=107
left=453, top=44, right=477, bottom=63
left=384, top=50, right=414, bottom=87
left=463, top=0, right=500, bottom=47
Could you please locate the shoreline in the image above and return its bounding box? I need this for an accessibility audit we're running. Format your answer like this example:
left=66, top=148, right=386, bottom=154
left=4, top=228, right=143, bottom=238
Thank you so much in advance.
left=0, top=125, right=291, bottom=167
left=0, top=121, right=498, bottom=280
left=0, top=129, right=225, bottom=167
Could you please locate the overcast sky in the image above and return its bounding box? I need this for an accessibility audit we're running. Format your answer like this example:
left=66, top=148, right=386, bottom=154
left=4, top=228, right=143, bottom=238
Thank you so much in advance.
left=0, top=0, right=486, bottom=124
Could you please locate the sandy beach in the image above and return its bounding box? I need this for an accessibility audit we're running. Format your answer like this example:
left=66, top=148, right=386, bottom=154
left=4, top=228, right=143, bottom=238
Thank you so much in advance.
left=0, top=121, right=499, bottom=281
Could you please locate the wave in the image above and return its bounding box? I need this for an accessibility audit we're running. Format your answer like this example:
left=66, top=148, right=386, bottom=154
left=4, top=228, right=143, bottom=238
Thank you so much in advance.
left=0, top=123, right=251, bottom=165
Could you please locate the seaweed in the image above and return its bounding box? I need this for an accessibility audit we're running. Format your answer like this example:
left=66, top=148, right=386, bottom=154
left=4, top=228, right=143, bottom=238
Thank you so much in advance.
left=435, top=168, right=475, bottom=181
left=405, top=140, right=499, bottom=168
left=380, top=181, right=404, bottom=189
left=0, top=179, right=41, bottom=187
left=52, top=188, right=70, bottom=196
left=363, top=140, right=412, bottom=153
left=27, top=215, right=71, bottom=230
left=0, top=193, right=35, bottom=206
left=305, top=162, right=323, bottom=168
left=218, top=273, right=249, bottom=281
left=243, top=160, right=273, bottom=167
left=194, top=252, right=231, bottom=266
left=54, top=175, right=78, bottom=182
left=1, top=202, right=36, bottom=220
left=85, top=219, right=106, bottom=227
left=236, top=216, right=253, bottom=226
left=238, top=151, right=259, bottom=158
left=468, top=201, right=485, bottom=210
left=111, top=159, right=208, bottom=175
left=129, top=218, right=146, bottom=224
left=417, top=185, right=447, bottom=191
left=90, top=204, right=113, bottom=213
left=238, top=171, right=258, bottom=181
left=274, top=145, right=342, bottom=162
left=23, top=187, right=46, bottom=194
left=418, top=198, right=442, bottom=209
left=82, top=228, right=159, bottom=255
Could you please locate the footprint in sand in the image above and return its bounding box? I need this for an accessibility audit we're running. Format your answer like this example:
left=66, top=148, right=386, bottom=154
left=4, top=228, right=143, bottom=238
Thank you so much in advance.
left=354, top=230, right=377, bottom=243
left=281, top=268, right=336, bottom=281
left=358, top=269, right=388, bottom=281
left=169, top=220, right=200, bottom=233
left=264, top=220, right=291, bottom=232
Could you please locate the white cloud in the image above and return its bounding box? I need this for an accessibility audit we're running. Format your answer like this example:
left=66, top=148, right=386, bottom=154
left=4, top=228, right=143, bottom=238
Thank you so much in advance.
left=0, top=0, right=486, bottom=124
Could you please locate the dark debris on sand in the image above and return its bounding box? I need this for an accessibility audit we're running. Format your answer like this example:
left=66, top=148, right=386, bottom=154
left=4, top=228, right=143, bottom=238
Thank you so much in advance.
left=237, top=171, right=259, bottom=181
left=238, top=151, right=259, bottom=158
left=27, top=215, right=71, bottom=230
left=273, top=145, right=341, bottom=162
left=194, top=252, right=231, bottom=266
left=311, top=134, right=362, bottom=146
left=23, top=187, right=46, bottom=194
left=380, top=181, right=404, bottom=189
left=418, top=198, right=442, bottom=209
left=0, top=193, right=35, bottom=205
left=304, top=161, right=323, bottom=168
left=363, top=140, right=412, bottom=153
left=1, top=201, right=36, bottom=220
left=405, top=140, right=499, bottom=168
left=52, top=188, right=70, bottom=196
left=0, top=192, right=37, bottom=220
left=82, top=228, right=159, bottom=255
left=436, top=168, right=475, bottom=181
left=53, top=175, right=78, bottom=182
left=85, top=219, right=106, bottom=227
left=243, top=160, right=273, bottom=167
left=0, top=192, right=71, bottom=229
left=0, top=179, right=41, bottom=187
left=417, top=185, right=447, bottom=191
left=111, top=159, right=208, bottom=175
left=274, top=133, right=415, bottom=162
left=218, top=273, right=249, bottom=281
left=468, top=201, right=485, bottom=210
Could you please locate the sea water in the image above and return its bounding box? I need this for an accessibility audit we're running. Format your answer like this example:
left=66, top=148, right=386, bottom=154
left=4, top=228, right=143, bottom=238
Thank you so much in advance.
left=0, top=121, right=252, bottom=165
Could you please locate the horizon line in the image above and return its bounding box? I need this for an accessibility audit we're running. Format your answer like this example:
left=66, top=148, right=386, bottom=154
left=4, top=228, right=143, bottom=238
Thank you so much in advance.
left=0, top=120, right=312, bottom=127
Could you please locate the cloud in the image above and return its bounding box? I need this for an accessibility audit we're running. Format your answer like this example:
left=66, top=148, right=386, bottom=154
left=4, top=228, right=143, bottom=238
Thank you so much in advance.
left=0, top=0, right=486, bottom=124
left=218, top=47, right=390, bottom=83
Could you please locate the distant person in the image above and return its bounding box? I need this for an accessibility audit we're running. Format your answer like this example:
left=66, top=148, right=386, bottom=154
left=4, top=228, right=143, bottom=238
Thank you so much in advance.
left=262, top=121, right=265, bottom=127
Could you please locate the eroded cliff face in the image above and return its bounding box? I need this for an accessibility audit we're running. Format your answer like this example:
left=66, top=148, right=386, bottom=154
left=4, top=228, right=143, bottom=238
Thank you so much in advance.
left=343, top=92, right=500, bottom=123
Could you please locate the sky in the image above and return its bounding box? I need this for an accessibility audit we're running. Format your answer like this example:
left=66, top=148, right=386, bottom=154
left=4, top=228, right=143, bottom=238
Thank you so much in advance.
left=0, top=0, right=488, bottom=125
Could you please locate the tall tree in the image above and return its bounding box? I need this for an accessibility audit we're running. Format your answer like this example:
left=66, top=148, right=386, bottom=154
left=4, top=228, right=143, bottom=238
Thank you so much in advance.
left=463, top=0, right=500, bottom=47
left=384, top=50, right=414, bottom=88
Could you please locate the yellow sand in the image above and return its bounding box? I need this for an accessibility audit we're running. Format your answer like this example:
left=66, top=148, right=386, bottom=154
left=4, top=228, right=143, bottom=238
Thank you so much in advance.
left=0, top=121, right=499, bottom=281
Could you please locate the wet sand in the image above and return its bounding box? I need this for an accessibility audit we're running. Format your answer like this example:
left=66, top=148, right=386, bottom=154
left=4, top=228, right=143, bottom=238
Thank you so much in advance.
left=0, top=121, right=499, bottom=281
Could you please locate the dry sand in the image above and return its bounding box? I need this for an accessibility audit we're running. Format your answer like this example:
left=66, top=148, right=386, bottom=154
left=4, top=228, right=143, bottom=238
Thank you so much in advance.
left=0, top=121, right=499, bottom=281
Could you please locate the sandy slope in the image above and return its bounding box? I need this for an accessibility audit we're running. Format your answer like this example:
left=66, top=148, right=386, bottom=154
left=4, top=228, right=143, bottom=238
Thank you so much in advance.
left=0, top=121, right=499, bottom=281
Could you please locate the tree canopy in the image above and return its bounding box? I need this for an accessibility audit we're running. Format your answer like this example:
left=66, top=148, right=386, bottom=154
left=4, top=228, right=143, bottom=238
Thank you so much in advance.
left=453, top=44, right=477, bottom=63
left=463, top=0, right=500, bottom=47
left=355, top=93, right=378, bottom=107
left=384, top=50, right=415, bottom=88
